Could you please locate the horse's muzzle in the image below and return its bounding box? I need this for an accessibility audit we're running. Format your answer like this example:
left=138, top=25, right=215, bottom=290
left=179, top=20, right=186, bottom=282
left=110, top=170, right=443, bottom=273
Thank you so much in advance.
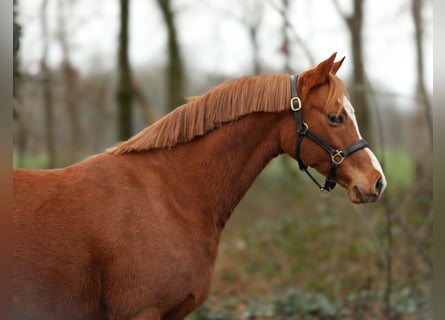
left=353, top=177, right=385, bottom=204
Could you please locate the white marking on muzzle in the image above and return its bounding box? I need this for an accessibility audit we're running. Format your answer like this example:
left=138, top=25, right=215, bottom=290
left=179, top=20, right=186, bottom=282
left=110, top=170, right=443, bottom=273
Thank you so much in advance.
left=343, top=97, right=387, bottom=192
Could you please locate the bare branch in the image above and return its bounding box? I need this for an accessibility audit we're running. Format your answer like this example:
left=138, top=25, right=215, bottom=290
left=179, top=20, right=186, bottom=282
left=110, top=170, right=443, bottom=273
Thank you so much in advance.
left=267, top=0, right=315, bottom=67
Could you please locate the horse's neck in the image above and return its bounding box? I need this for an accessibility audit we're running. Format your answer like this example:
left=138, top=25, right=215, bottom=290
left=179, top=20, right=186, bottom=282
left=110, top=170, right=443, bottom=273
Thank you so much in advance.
left=156, top=112, right=283, bottom=229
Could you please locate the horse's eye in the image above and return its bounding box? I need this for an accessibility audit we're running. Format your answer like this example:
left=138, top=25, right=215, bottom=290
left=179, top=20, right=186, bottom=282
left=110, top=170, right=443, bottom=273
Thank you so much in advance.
left=327, top=113, right=344, bottom=125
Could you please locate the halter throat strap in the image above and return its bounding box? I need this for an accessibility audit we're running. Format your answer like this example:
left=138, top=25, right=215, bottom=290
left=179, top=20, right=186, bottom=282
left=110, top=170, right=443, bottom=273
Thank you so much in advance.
left=289, top=74, right=369, bottom=192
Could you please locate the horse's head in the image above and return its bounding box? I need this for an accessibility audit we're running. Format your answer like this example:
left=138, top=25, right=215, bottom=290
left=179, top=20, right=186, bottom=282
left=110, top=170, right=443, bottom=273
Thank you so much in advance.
left=279, top=53, right=386, bottom=204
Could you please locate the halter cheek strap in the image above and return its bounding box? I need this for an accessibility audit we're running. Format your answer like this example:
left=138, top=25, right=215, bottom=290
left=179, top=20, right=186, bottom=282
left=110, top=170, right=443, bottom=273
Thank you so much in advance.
left=290, top=74, right=369, bottom=192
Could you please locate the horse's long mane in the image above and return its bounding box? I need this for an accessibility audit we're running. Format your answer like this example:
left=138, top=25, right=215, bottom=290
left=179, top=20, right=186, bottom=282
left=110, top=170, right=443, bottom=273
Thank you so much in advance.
left=108, top=74, right=290, bottom=154
left=108, top=73, right=345, bottom=154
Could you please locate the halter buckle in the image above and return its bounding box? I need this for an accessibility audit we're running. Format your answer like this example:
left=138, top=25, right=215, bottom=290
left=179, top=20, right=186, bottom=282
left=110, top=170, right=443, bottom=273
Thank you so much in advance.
left=331, top=150, right=345, bottom=165
left=290, top=97, right=302, bottom=111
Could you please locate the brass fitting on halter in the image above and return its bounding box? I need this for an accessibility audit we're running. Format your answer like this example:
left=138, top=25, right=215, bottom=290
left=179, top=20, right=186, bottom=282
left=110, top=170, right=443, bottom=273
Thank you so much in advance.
left=331, top=150, right=345, bottom=165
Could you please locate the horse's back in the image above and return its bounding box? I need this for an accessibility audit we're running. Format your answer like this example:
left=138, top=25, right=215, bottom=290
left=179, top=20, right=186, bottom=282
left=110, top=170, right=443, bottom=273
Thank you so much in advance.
left=14, top=167, right=65, bottom=213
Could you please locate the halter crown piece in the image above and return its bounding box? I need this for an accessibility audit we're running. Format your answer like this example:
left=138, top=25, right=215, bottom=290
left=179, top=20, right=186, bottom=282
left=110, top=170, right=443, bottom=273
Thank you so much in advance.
left=289, top=75, right=369, bottom=192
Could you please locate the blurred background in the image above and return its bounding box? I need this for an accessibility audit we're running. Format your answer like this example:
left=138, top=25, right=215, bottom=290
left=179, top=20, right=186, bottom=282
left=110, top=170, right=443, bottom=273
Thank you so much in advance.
left=13, top=0, right=432, bottom=318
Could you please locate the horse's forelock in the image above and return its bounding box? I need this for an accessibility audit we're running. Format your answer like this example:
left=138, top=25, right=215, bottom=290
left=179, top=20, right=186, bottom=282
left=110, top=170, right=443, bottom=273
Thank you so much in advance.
left=325, top=73, right=347, bottom=116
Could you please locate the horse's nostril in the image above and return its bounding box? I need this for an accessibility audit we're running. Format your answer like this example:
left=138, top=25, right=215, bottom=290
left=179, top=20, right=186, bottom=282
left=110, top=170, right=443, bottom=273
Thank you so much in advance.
left=375, top=177, right=383, bottom=195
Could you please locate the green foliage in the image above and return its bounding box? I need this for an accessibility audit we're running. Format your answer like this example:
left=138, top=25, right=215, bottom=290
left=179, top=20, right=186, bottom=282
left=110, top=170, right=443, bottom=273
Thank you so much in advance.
left=13, top=151, right=91, bottom=169
left=378, top=148, right=415, bottom=190
left=188, top=285, right=431, bottom=319
left=273, top=288, right=338, bottom=319
left=190, top=304, right=232, bottom=320
left=13, top=152, right=50, bottom=169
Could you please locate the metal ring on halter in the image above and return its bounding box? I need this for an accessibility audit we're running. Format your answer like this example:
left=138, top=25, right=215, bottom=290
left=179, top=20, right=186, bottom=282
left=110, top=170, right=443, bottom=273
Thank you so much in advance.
left=299, top=122, right=309, bottom=135
left=331, top=150, right=345, bottom=165
left=290, top=97, right=302, bottom=111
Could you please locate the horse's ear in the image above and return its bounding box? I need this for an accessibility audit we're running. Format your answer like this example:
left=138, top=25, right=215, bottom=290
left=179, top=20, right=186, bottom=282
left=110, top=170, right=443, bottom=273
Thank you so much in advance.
left=331, top=56, right=345, bottom=74
left=298, top=53, right=337, bottom=95
left=313, top=52, right=337, bottom=83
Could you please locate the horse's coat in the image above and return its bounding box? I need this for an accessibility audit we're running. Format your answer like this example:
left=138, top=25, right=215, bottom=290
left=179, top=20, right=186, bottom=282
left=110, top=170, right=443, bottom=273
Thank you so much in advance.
left=13, top=53, right=386, bottom=319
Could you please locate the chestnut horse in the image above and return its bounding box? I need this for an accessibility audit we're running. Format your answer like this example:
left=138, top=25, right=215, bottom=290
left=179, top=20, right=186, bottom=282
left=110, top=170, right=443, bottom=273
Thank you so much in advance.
left=13, top=53, right=386, bottom=319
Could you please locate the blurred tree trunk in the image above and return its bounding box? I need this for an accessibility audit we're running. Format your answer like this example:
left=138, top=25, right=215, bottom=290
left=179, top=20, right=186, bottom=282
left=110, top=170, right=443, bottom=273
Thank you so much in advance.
left=242, top=0, right=264, bottom=74
left=58, top=0, right=81, bottom=163
left=40, top=0, right=56, bottom=168
left=412, top=0, right=432, bottom=179
left=157, top=0, right=184, bottom=112
left=14, top=0, right=27, bottom=168
left=269, top=0, right=291, bottom=72
left=249, top=27, right=261, bottom=75
left=280, top=0, right=291, bottom=72
left=117, top=0, right=133, bottom=141
left=13, top=0, right=20, bottom=119
left=333, top=0, right=371, bottom=144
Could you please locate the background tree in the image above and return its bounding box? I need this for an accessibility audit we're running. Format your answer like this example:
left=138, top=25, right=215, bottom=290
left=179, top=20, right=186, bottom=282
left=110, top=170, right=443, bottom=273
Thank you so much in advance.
left=245, top=0, right=264, bottom=75
left=13, top=0, right=21, bottom=119
left=57, top=0, right=81, bottom=163
left=157, top=0, right=184, bottom=111
left=412, top=0, right=432, bottom=179
left=13, top=0, right=27, bottom=168
left=40, top=0, right=56, bottom=168
left=117, top=0, right=133, bottom=140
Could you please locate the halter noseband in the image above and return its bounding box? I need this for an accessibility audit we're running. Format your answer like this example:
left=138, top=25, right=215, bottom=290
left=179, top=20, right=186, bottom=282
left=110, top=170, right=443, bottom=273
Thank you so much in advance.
left=290, top=74, right=369, bottom=192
